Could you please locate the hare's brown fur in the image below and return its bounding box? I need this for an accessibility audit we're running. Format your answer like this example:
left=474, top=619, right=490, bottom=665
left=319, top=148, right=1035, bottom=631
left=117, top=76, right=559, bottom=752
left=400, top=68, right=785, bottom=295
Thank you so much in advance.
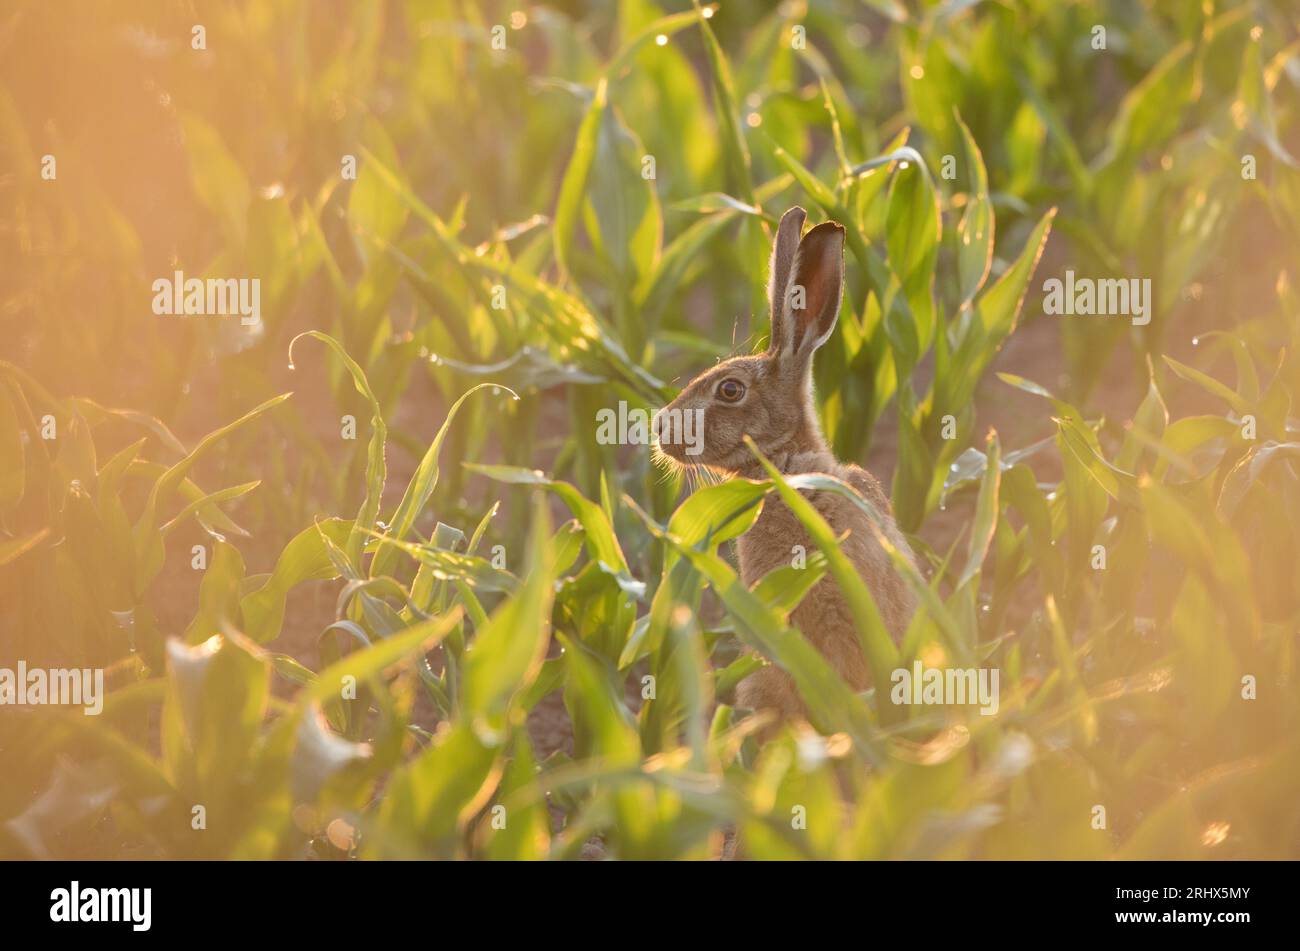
left=653, top=207, right=916, bottom=725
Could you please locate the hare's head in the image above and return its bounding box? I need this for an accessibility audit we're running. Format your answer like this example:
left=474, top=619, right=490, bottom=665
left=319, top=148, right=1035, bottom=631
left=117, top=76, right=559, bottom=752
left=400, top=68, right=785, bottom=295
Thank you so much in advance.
left=653, top=207, right=845, bottom=475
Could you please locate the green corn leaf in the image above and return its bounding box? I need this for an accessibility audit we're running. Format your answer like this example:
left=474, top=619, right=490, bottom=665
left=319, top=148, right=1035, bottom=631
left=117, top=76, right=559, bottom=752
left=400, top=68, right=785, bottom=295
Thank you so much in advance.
left=240, top=518, right=352, bottom=643
left=159, top=481, right=260, bottom=537
left=289, top=331, right=384, bottom=570
left=954, top=111, right=993, bottom=308
left=464, top=463, right=632, bottom=575
left=370, top=383, right=517, bottom=579
left=957, top=430, right=1000, bottom=591
left=460, top=496, right=556, bottom=739
left=305, top=609, right=463, bottom=723
left=1163, top=355, right=1253, bottom=417
left=131, top=393, right=290, bottom=591
left=693, top=0, right=753, bottom=204
left=554, top=78, right=607, bottom=281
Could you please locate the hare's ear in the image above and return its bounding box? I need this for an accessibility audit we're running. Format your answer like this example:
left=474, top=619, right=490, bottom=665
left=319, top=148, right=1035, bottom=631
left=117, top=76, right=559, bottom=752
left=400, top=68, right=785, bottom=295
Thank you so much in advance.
left=780, top=221, right=845, bottom=359
left=766, top=206, right=806, bottom=354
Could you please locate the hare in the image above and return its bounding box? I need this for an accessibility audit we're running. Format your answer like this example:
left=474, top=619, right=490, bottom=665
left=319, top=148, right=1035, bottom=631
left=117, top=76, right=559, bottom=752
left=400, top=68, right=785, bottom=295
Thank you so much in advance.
left=652, top=206, right=916, bottom=725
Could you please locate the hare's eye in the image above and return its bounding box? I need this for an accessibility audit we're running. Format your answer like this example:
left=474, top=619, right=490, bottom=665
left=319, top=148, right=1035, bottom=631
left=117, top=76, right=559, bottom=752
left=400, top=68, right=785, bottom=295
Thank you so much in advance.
left=716, top=379, right=745, bottom=403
